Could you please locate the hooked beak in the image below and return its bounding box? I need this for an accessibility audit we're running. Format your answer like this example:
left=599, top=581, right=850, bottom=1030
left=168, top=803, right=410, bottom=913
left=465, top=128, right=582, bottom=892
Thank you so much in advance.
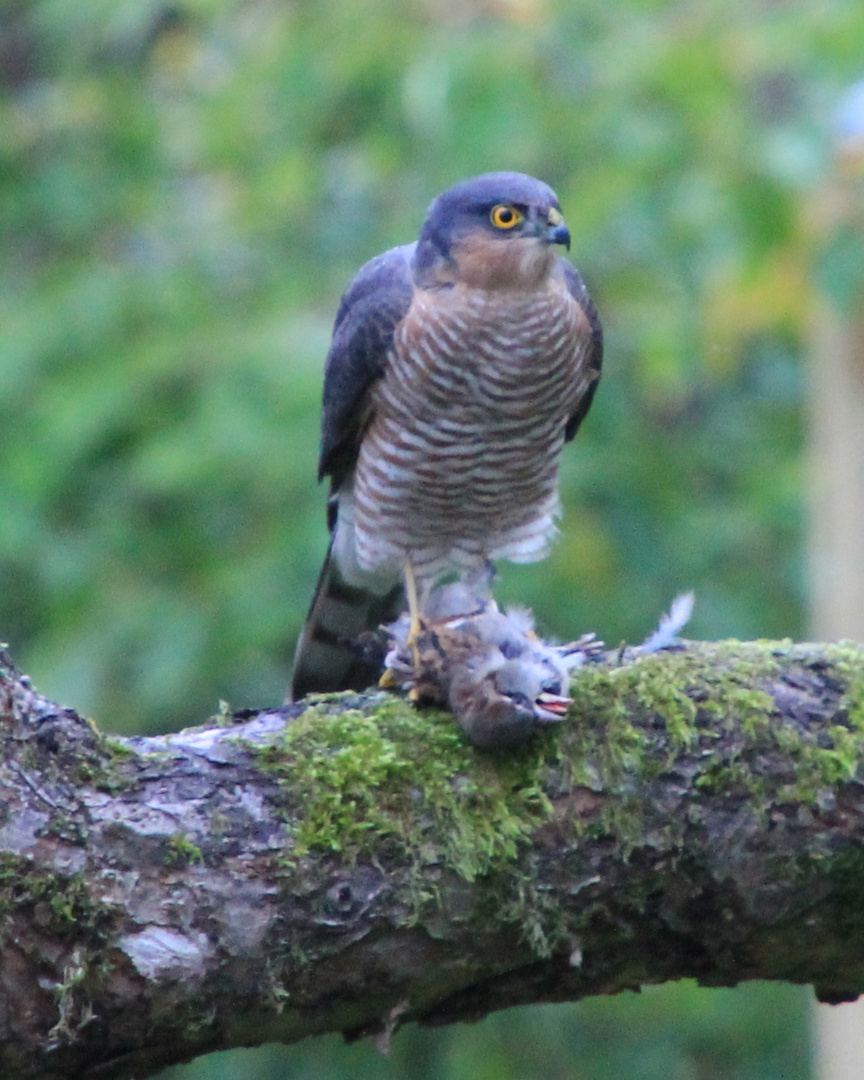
left=544, top=206, right=571, bottom=250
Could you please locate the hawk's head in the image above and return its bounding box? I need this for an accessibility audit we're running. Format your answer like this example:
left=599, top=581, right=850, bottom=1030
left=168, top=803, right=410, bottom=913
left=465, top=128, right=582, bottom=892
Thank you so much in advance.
left=414, top=172, right=571, bottom=290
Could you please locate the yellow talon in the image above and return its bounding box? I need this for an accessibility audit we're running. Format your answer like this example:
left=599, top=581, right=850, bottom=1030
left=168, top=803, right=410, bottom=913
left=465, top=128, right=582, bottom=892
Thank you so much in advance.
left=379, top=668, right=400, bottom=689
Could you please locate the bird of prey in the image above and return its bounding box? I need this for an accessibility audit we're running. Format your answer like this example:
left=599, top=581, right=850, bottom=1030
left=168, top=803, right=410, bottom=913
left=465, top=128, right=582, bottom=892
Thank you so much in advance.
left=290, top=172, right=602, bottom=701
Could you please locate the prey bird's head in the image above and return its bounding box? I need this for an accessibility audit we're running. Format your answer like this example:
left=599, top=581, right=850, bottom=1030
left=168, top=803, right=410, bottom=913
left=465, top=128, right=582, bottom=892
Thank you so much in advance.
left=413, top=171, right=571, bottom=290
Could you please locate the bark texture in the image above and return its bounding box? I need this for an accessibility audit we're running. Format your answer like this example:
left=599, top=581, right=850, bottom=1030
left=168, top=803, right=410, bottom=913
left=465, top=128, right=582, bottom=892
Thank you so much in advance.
left=1, top=639, right=864, bottom=1080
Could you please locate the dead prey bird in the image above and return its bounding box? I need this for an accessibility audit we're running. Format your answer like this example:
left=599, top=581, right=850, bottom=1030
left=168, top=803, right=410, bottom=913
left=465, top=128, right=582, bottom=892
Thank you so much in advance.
left=382, top=587, right=693, bottom=749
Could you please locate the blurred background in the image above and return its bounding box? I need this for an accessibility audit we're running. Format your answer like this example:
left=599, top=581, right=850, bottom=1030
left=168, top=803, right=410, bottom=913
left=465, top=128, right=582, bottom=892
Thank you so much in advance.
left=3, top=0, right=864, bottom=1076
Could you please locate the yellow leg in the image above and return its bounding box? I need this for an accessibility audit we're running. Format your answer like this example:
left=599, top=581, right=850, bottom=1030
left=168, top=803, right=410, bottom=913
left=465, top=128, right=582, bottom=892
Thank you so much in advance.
left=379, top=561, right=423, bottom=692
left=404, top=561, right=424, bottom=700
left=379, top=562, right=424, bottom=695
left=404, top=560, right=422, bottom=646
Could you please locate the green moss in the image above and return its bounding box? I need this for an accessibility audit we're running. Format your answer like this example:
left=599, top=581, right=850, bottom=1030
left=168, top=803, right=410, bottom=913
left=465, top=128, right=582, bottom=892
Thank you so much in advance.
left=562, top=663, right=647, bottom=781
left=165, top=833, right=204, bottom=868
left=210, top=699, right=236, bottom=728
left=77, top=733, right=139, bottom=793
left=258, top=644, right=864, bottom=882
left=575, top=641, right=864, bottom=811
left=559, top=641, right=864, bottom=835
left=768, top=643, right=864, bottom=801
left=44, top=814, right=89, bottom=846
left=0, top=856, right=113, bottom=1040
left=553, top=643, right=781, bottom=841
left=255, top=643, right=864, bottom=956
left=628, top=642, right=778, bottom=735
left=825, top=641, right=864, bottom=732
left=49, top=946, right=93, bottom=1046
left=101, top=736, right=135, bottom=760
left=568, top=641, right=778, bottom=749
left=0, top=855, right=111, bottom=940
left=256, top=694, right=553, bottom=884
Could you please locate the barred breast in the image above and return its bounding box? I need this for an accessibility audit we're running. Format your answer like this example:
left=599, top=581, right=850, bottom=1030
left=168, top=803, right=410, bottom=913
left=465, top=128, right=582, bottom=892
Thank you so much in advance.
left=342, top=280, right=595, bottom=589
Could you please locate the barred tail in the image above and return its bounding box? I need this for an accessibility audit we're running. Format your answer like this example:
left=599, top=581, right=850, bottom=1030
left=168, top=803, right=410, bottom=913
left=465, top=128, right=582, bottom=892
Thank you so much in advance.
left=289, top=542, right=404, bottom=701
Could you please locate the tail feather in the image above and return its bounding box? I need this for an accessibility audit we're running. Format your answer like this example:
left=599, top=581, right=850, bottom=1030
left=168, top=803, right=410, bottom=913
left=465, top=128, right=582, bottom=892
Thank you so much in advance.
left=289, top=542, right=404, bottom=701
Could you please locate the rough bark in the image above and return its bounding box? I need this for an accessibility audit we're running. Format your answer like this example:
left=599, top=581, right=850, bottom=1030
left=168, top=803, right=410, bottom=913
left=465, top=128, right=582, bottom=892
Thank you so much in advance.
left=1, top=639, right=864, bottom=1080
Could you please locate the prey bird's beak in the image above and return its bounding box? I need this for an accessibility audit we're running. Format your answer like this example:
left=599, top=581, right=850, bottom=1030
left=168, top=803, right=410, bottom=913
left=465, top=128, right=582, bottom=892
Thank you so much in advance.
left=535, top=692, right=573, bottom=720
left=544, top=206, right=571, bottom=250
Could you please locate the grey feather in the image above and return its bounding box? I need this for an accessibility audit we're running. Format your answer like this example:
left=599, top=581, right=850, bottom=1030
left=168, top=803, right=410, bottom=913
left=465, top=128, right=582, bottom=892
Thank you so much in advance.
left=560, top=260, right=603, bottom=442
left=319, top=244, right=415, bottom=491
left=635, top=592, right=695, bottom=654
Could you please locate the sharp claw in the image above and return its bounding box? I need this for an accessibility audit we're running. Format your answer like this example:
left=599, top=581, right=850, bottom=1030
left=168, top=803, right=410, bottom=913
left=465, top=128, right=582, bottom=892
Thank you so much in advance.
left=379, top=668, right=401, bottom=689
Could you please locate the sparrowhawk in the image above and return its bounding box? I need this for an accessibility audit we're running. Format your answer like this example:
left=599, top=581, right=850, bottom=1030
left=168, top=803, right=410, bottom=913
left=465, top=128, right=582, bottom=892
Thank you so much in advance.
left=290, top=172, right=603, bottom=700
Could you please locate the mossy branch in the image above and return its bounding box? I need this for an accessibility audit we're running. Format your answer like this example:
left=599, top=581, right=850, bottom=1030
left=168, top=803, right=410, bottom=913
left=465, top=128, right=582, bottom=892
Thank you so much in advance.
left=1, top=639, right=864, bottom=1080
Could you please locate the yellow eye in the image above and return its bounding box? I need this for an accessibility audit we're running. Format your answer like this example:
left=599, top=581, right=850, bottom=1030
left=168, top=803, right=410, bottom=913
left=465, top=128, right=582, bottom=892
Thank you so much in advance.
left=489, top=204, right=523, bottom=230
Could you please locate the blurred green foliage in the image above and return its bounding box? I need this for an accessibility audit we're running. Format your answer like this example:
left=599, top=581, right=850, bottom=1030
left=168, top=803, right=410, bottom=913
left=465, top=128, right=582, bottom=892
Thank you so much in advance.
left=6, top=0, right=856, bottom=735
left=159, top=981, right=811, bottom=1080
left=2, top=0, right=860, bottom=1076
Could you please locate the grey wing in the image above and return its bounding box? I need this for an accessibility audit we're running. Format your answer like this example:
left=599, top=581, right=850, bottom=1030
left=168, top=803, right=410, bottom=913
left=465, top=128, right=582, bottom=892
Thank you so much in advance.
left=559, top=259, right=603, bottom=443
left=318, top=243, right=416, bottom=499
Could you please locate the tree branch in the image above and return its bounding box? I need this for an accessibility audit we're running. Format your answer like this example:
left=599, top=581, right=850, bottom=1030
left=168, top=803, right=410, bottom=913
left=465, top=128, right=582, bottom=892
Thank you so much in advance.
left=1, top=640, right=863, bottom=1080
